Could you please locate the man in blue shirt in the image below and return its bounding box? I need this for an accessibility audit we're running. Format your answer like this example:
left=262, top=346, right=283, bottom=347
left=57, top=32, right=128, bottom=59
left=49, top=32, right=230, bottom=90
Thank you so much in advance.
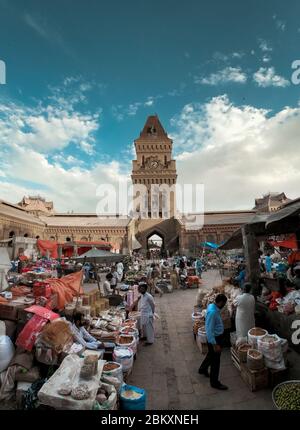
left=199, top=294, right=228, bottom=390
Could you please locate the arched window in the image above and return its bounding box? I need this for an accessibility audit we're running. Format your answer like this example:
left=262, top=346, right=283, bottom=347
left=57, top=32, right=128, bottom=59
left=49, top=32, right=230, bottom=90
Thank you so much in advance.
left=81, top=237, right=88, bottom=241
left=50, top=236, right=56, bottom=240
left=207, top=234, right=216, bottom=243
left=66, top=237, right=71, bottom=242
left=9, top=231, right=15, bottom=238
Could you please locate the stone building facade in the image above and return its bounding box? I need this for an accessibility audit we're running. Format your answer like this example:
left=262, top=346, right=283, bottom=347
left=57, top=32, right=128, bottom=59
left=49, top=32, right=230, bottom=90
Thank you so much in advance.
left=0, top=115, right=291, bottom=257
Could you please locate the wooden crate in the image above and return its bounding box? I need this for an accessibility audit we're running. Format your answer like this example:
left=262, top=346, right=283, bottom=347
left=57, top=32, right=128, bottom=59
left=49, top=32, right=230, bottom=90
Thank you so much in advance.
left=231, top=347, right=240, bottom=371
left=268, top=367, right=289, bottom=389
left=240, top=363, right=268, bottom=392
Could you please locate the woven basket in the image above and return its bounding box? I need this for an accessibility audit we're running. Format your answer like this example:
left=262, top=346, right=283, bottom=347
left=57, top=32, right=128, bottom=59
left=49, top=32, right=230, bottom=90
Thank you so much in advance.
left=247, top=349, right=264, bottom=370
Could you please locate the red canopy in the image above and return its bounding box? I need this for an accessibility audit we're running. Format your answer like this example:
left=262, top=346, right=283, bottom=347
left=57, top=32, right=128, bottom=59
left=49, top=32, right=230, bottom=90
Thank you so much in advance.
left=37, top=239, right=58, bottom=259
left=268, top=234, right=298, bottom=250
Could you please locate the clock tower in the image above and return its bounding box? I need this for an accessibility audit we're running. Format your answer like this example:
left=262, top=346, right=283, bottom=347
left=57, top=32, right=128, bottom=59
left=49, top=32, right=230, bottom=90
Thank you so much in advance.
left=131, top=115, right=177, bottom=218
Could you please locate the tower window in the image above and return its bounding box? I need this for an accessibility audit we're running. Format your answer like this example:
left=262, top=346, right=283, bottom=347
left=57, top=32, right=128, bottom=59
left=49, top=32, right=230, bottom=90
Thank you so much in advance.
left=164, top=155, right=167, bottom=165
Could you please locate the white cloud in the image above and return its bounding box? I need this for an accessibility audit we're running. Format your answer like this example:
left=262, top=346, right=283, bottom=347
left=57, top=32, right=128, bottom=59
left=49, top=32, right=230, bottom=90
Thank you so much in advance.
left=144, top=97, right=154, bottom=107
left=258, top=39, right=273, bottom=52
left=212, top=51, right=245, bottom=62
left=273, top=15, right=286, bottom=32
left=0, top=102, right=99, bottom=153
left=253, top=67, right=290, bottom=87
left=196, top=67, right=247, bottom=85
left=171, top=95, right=300, bottom=210
left=232, top=52, right=244, bottom=59
left=262, top=55, right=271, bottom=63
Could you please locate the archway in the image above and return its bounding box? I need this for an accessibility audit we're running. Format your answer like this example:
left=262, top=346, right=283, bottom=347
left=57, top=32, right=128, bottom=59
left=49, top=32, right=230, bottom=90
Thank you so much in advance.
left=147, top=232, right=164, bottom=260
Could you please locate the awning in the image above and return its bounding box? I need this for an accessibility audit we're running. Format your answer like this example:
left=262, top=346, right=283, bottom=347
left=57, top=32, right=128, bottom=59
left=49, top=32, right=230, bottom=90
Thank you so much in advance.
left=74, top=247, right=125, bottom=262
left=219, top=229, right=243, bottom=250
left=201, top=241, right=219, bottom=249
left=267, top=234, right=298, bottom=250
left=266, top=199, right=300, bottom=228
left=37, top=240, right=58, bottom=259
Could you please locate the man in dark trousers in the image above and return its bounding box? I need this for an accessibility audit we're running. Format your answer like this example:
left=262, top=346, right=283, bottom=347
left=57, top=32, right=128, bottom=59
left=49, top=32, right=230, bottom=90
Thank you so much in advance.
left=198, top=294, right=228, bottom=390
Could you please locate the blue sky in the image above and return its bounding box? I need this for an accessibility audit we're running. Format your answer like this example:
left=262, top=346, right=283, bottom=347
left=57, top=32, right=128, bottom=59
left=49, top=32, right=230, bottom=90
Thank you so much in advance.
left=0, top=0, right=300, bottom=211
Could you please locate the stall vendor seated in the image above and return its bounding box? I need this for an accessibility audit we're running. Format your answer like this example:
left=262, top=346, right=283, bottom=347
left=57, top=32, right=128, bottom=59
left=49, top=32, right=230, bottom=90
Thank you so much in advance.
left=71, top=312, right=104, bottom=350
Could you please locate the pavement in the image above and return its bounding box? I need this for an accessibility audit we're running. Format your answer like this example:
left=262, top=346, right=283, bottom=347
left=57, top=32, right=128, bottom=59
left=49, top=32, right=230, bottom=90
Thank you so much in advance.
left=128, top=270, right=277, bottom=410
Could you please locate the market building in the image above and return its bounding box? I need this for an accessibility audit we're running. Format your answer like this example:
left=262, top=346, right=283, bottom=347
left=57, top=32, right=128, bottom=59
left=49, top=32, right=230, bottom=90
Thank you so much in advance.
left=0, top=115, right=292, bottom=258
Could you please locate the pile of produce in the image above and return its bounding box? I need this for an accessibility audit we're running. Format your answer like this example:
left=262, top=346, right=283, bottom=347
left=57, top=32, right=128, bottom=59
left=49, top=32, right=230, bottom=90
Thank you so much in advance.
left=273, top=382, right=300, bottom=410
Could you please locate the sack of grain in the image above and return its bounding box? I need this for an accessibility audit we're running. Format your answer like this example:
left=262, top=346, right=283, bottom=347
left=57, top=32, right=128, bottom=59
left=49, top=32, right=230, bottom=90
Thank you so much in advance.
left=248, top=327, right=268, bottom=349
left=257, top=334, right=286, bottom=370
left=246, top=349, right=264, bottom=370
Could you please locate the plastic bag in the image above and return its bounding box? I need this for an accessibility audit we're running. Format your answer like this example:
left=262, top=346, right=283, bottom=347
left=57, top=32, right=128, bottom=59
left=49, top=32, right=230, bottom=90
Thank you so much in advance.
left=0, top=335, right=15, bottom=373
left=95, top=382, right=117, bottom=410
left=112, top=347, right=133, bottom=372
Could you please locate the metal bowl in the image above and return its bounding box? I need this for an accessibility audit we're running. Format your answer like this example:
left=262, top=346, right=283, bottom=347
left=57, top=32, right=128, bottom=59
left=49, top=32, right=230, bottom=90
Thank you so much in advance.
left=272, top=380, right=300, bottom=410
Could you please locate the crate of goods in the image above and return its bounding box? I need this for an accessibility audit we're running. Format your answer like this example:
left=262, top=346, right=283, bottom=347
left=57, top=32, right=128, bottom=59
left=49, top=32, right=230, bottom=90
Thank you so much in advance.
left=240, top=363, right=268, bottom=392
left=268, top=368, right=290, bottom=389
left=247, top=349, right=264, bottom=371
left=231, top=347, right=240, bottom=371
left=237, top=344, right=251, bottom=363
left=0, top=302, right=26, bottom=322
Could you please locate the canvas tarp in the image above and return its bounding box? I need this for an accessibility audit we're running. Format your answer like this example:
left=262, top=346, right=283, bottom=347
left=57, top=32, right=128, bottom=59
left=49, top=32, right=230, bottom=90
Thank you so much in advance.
left=44, top=270, right=84, bottom=310
left=37, top=240, right=58, bottom=259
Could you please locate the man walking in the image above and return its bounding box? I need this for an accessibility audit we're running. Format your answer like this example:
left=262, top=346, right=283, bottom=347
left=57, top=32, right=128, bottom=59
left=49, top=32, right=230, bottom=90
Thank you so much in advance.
left=198, top=294, right=228, bottom=390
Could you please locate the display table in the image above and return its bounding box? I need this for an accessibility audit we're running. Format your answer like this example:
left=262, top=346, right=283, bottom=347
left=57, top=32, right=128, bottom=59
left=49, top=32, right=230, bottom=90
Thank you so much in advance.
left=38, top=354, right=105, bottom=410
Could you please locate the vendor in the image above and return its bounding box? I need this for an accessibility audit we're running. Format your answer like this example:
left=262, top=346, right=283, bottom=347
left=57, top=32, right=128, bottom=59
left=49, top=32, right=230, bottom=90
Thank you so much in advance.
left=102, top=273, right=114, bottom=296
left=71, top=312, right=104, bottom=350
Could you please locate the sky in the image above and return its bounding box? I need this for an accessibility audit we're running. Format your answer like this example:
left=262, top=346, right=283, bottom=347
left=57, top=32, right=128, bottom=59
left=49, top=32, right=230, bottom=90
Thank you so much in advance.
left=0, top=0, right=300, bottom=213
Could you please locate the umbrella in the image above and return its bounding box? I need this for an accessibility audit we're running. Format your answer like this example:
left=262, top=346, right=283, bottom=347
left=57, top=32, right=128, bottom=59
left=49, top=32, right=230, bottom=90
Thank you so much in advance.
left=75, top=248, right=125, bottom=294
left=74, top=247, right=125, bottom=263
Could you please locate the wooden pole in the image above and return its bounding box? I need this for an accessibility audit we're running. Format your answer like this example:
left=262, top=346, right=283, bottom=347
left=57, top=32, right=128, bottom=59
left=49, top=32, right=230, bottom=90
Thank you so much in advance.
left=242, top=225, right=260, bottom=295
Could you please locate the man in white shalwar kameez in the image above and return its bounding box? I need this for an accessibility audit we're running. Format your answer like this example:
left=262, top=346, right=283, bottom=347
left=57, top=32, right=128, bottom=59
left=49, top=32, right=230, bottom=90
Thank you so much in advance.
left=233, top=282, right=255, bottom=341
left=137, top=283, right=155, bottom=345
